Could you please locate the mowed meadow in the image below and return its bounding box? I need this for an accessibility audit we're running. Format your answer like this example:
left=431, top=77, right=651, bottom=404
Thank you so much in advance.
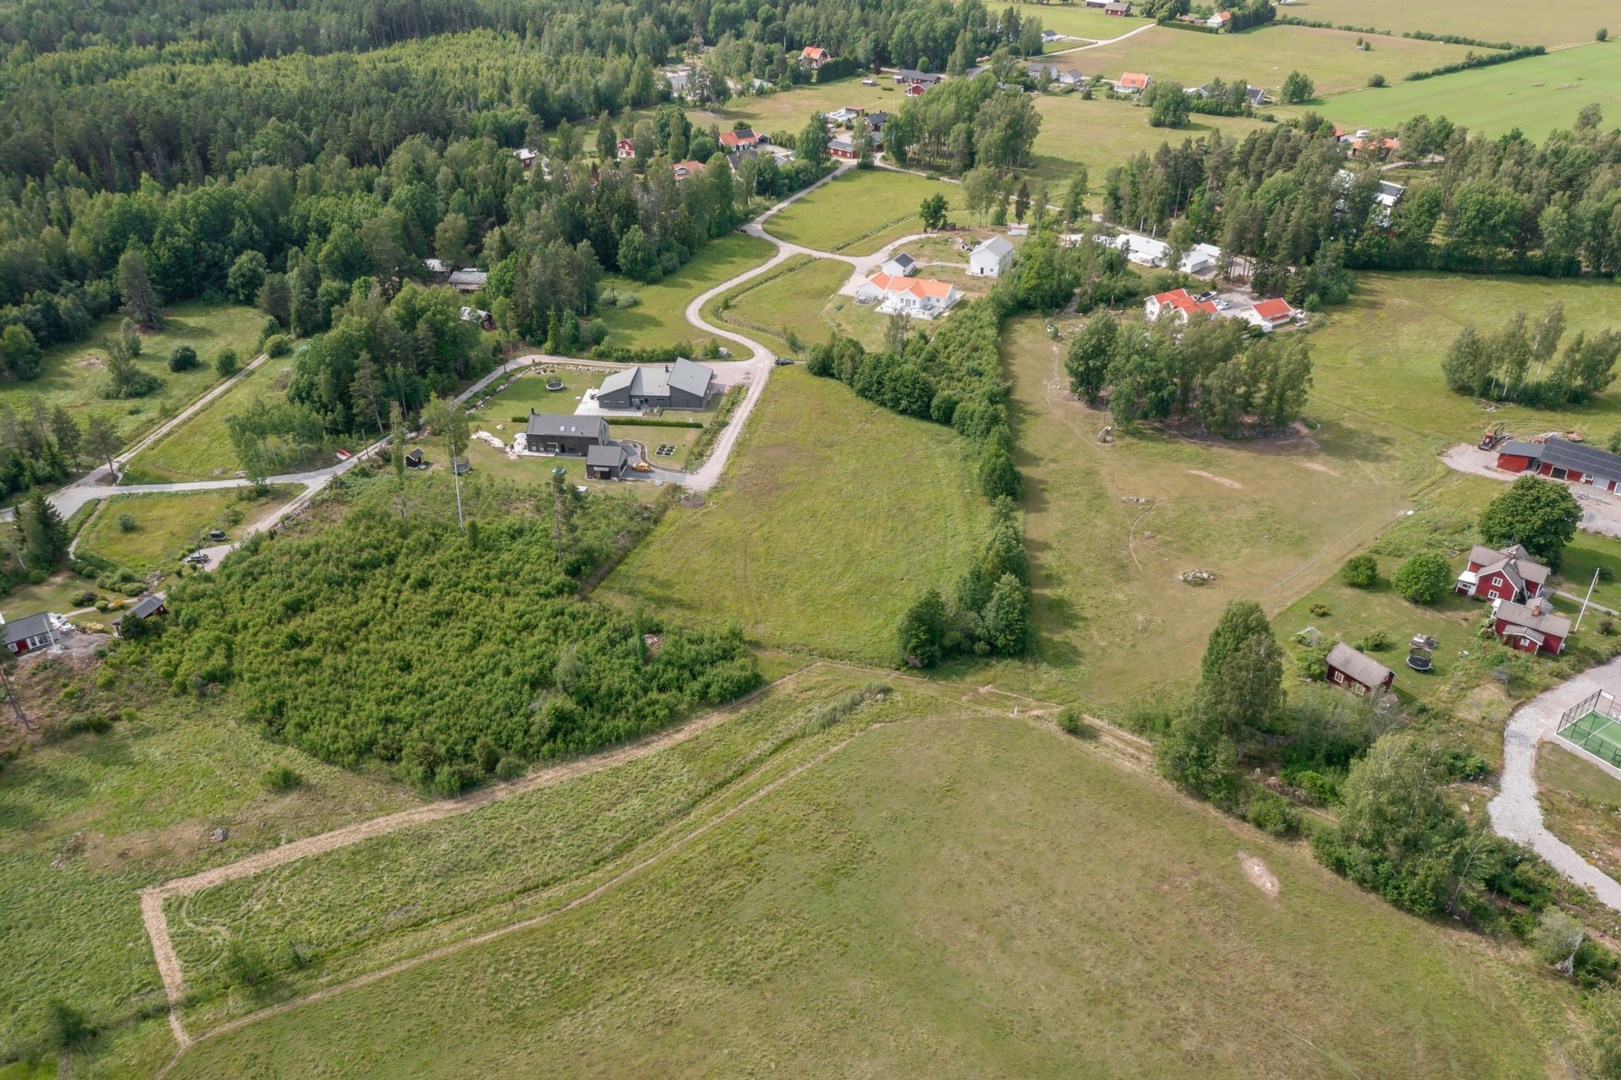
left=166, top=715, right=1564, bottom=1079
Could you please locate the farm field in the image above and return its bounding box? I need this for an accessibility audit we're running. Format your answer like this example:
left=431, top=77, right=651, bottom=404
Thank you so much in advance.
left=1000, top=316, right=1411, bottom=706
left=1275, top=0, right=1614, bottom=48
left=761, top=168, right=962, bottom=255
left=600, top=366, right=987, bottom=662
left=1028, top=94, right=1269, bottom=191
left=1299, top=44, right=1621, bottom=141
left=1072, top=24, right=1486, bottom=97
left=2, top=302, right=264, bottom=451
left=168, top=714, right=1561, bottom=1079
left=594, top=233, right=776, bottom=358
left=122, top=356, right=294, bottom=483
left=702, top=255, right=854, bottom=357
left=1016, top=1, right=1153, bottom=43
left=79, top=486, right=296, bottom=576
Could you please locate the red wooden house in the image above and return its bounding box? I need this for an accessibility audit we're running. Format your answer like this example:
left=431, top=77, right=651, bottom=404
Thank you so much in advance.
left=2, top=612, right=58, bottom=656
left=1455, top=543, right=1549, bottom=603
left=1325, top=641, right=1395, bottom=696
left=1496, top=436, right=1621, bottom=492
left=616, top=139, right=636, bottom=159
left=1492, top=597, right=1571, bottom=656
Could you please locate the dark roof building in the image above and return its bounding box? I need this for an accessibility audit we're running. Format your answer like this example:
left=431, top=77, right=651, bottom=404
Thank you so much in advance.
left=586, top=443, right=629, bottom=480
left=447, top=269, right=487, bottom=293
left=596, top=358, right=714, bottom=411
left=1325, top=641, right=1395, bottom=696
left=1497, top=437, right=1621, bottom=491
left=524, top=412, right=609, bottom=455
left=3, top=612, right=57, bottom=655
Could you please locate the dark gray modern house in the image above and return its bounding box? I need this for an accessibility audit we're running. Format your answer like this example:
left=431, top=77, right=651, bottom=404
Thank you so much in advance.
left=595, top=358, right=714, bottom=411
left=586, top=444, right=629, bottom=480
left=525, top=412, right=609, bottom=455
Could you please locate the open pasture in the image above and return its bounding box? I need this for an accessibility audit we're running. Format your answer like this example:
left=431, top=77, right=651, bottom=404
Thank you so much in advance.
left=79, top=486, right=295, bottom=576
left=1301, top=44, right=1621, bottom=141
left=702, top=255, right=854, bottom=356
left=122, top=357, right=294, bottom=483
left=167, top=714, right=1560, bottom=1079
left=594, top=233, right=776, bottom=358
left=1073, top=24, right=1488, bottom=97
left=1028, top=95, right=1269, bottom=192
left=760, top=168, right=963, bottom=255
left=1274, top=0, right=1615, bottom=48
left=1016, top=1, right=1154, bottom=44
left=600, top=365, right=987, bottom=662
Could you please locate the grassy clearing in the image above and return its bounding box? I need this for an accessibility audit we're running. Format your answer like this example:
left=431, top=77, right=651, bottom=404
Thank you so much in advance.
left=79, top=487, right=296, bottom=576
left=1552, top=532, right=1621, bottom=614
left=762, top=168, right=964, bottom=255
left=703, top=255, right=854, bottom=356
left=0, top=691, right=416, bottom=1066
left=1017, top=1, right=1154, bottom=42
left=1538, top=741, right=1621, bottom=884
left=1074, top=24, right=1485, bottom=97
left=1, top=570, right=100, bottom=618
left=1540, top=741, right=1621, bottom=804
left=1295, top=44, right=1621, bottom=140
left=167, top=668, right=960, bottom=1029
left=686, top=77, right=911, bottom=139
left=1028, top=94, right=1270, bottom=192
left=595, top=234, right=775, bottom=358
left=3, top=302, right=264, bottom=451
left=169, top=715, right=1562, bottom=1079
left=1276, top=0, right=1614, bottom=48
left=600, top=366, right=986, bottom=662
left=122, top=357, right=295, bottom=484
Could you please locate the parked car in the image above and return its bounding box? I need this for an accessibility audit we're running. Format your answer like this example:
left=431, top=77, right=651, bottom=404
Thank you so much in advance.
left=208, top=529, right=227, bottom=541
left=861, top=77, right=877, bottom=86
left=1193, top=291, right=1216, bottom=302
left=775, top=357, right=796, bottom=366
left=1213, top=299, right=1231, bottom=310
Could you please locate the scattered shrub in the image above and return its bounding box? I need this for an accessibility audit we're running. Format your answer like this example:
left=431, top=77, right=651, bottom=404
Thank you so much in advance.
left=1602, top=617, right=1616, bottom=636
left=1340, top=553, right=1378, bottom=588
left=1292, top=770, right=1339, bottom=804
left=116, top=512, right=137, bottom=533
left=167, top=345, right=199, bottom=372
left=1598, top=27, right=1609, bottom=41
left=1367, top=73, right=1386, bottom=87
left=215, top=348, right=240, bottom=377
left=1309, top=602, right=1331, bottom=617
left=1246, top=789, right=1302, bottom=837
left=220, top=942, right=275, bottom=990
left=1439, top=746, right=1489, bottom=781
left=1057, top=705, right=1095, bottom=738
left=262, top=764, right=303, bottom=791
left=494, top=756, right=526, bottom=781
left=1356, top=629, right=1391, bottom=652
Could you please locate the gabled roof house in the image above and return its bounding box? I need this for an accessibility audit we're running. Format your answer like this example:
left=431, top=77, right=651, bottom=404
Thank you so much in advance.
left=1325, top=641, right=1395, bottom=696
left=1456, top=543, right=1550, bottom=604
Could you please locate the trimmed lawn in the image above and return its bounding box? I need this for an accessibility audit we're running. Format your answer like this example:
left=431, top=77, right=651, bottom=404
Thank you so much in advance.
left=4, top=302, right=264, bottom=452
left=169, top=716, right=1562, bottom=1080
left=600, top=366, right=987, bottom=662
left=1074, top=24, right=1486, bottom=97
left=595, top=234, right=775, bottom=358
left=1551, top=532, right=1621, bottom=614
left=123, top=357, right=295, bottom=483
left=703, top=255, right=855, bottom=356
left=79, top=487, right=296, bottom=576
left=1291, top=44, right=1621, bottom=140
left=1538, top=741, right=1621, bottom=885
left=1016, top=1, right=1154, bottom=43
left=467, top=367, right=596, bottom=421
left=0, top=570, right=99, bottom=619
left=762, top=169, right=964, bottom=255
left=1274, top=0, right=1615, bottom=48
left=1540, top=741, right=1621, bottom=805
left=1029, top=94, right=1270, bottom=192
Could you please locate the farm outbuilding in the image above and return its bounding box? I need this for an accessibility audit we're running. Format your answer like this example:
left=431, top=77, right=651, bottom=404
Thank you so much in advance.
left=525, top=412, right=609, bottom=455
left=586, top=444, right=629, bottom=480
left=1324, top=641, right=1395, bottom=696
left=114, top=595, right=168, bottom=637
left=1496, top=437, right=1621, bottom=492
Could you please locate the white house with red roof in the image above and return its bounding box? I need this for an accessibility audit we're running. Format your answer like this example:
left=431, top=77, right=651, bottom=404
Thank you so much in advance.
left=801, top=46, right=830, bottom=67
left=1239, top=297, right=1296, bottom=331
left=855, top=273, right=961, bottom=318
left=1115, top=71, right=1152, bottom=94
left=1144, top=288, right=1217, bottom=323
left=616, top=139, right=635, bottom=160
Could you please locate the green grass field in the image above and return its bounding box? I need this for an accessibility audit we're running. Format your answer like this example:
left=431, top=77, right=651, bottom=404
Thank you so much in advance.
left=79, top=487, right=296, bottom=576
left=122, top=357, right=294, bottom=483
left=686, top=77, right=911, bottom=139
left=1016, top=1, right=1153, bottom=43
left=1277, top=0, right=1614, bottom=48
left=1028, top=95, right=1270, bottom=191
left=601, top=366, right=987, bottom=661
left=1, top=570, right=99, bottom=619
left=1540, top=740, right=1621, bottom=804
left=4, top=302, right=264, bottom=452
left=1298, top=44, right=1621, bottom=140
left=1075, top=24, right=1485, bottom=97
left=702, top=255, right=855, bottom=356
left=762, top=168, right=964, bottom=255
left=1538, top=740, right=1621, bottom=886
left=168, top=714, right=1561, bottom=1079
left=595, top=234, right=776, bottom=358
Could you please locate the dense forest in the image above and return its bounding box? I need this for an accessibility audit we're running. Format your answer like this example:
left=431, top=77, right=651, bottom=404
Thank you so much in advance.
left=1103, top=108, right=1621, bottom=304
left=135, top=478, right=760, bottom=789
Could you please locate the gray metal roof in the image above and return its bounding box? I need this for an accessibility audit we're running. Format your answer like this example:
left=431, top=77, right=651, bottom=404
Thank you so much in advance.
left=447, top=269, right=487, bottom=287
left=130, top=595, right=165, bottom=619
left=2, top=611, right=53, bottom=646
left=1526, top=437, right=1621, bottom=482
left=667, top=357, right=713, bottom=398
left=527, top=412, right=607, bottom=439
left=1496, top=598, right=1571, bottom=637
left=974, top=235, right=1015, bottom=258
left=888, top=252, right=916, bottom=268
left=1326, top=641, right=1394, bottom=689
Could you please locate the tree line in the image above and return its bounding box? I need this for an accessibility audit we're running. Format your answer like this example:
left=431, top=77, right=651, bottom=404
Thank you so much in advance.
left=1440, top=301, right=1621, bottom=407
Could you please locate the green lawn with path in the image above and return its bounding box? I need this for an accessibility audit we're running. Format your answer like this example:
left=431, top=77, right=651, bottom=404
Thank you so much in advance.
left=762, top=168, right=964, bottom=255
left=79, top=487, right=297, bottom=576
left=122, top=356, right=294, bottom=483
left=703, top=255, right=854, bottom=356
left=595, top=234, right=775, bottom=358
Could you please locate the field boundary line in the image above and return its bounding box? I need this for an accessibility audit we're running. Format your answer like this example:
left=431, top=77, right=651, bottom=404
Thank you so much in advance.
left=139, top=663, right=826, bottom=1047
left=156, top=712, right=929, bottom=1075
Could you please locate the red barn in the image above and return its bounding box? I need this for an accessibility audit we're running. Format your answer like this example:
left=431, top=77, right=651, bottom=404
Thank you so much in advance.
left=1492, top=597, right=1571, bottom=655
left=1455, top=543, right=1549, bottom=603
left=1496, top=436, right=1621, bottom=492
left=1325, top=641, right=1395, bottom=696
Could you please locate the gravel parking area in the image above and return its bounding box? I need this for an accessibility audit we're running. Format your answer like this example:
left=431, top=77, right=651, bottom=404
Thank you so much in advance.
left=1441, top=443, right=1621, bottom=539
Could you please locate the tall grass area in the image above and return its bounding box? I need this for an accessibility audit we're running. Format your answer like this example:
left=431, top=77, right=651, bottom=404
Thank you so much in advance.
left=78, top=486, right=296, bottom=577
left=168, top=716, right=1563, bottom=1079
left=600, top=366, right=987, bottom=661
left=122, top=357, right=294, bottom=483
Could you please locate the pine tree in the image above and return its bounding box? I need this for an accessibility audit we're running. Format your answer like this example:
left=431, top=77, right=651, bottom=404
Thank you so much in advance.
left=116, top=249, right=162, bottom=329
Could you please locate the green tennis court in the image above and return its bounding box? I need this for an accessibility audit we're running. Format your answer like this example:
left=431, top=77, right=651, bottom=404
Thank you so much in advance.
left=1560, top=710, right=1621, bottom=768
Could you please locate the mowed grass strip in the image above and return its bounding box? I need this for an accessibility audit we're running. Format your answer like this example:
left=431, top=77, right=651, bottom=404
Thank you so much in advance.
left=1274, top=0, right=1614, bottom=48
left=595, top=233, right=776, bottom=358
left=601, top=366, right=986, bottom=662
left=1074, top=24, right=1486, bottom=97
left=1297, top=44, right=1621, bottom=140
left=167, top=670, right=963, bottom=1026
left=168, top=716, right=1560, bottom=1079
left=80, top=487, right=296, bottom=575
left=762, top=168, right=964, bottom=255
left=703, top=255, right=854, bottom=356
left=4, top=302, right=264, bottom=450
left=123, top=357, right=293, bottom=483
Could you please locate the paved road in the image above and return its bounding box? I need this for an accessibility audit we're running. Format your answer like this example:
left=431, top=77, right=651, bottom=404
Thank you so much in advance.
left=1488, top=656, right=1621, bottom=912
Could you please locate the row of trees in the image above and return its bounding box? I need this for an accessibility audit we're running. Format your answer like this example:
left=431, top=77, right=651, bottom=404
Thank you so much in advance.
left=1441, top=301, right=1621, bottom=406
left=1065, top=309, right=1313, bottom=434
left=898, top=498, right=1032, bottom=664
left=883, top=72, right=1044, bottom=174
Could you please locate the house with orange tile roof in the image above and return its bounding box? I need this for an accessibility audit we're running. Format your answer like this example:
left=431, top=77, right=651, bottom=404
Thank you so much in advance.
left=855, top=273, right=961, bottom=318
left=1143, top=288, right=1217, bottom=323
left=1114, top=71, right=1152, bottom=94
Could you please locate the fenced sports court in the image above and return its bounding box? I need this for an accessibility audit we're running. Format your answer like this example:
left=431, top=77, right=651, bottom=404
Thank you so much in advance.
left=1557, top=688, right=1621, bottom=768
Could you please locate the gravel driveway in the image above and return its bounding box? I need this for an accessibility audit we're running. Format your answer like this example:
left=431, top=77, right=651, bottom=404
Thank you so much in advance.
left=1441, top=443, right=1621, bottom=539
left=1488, top=655, right=1621, bottom=912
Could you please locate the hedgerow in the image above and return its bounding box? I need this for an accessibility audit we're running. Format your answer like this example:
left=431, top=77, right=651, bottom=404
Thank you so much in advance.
left=138, top=483, right=759, bottom=783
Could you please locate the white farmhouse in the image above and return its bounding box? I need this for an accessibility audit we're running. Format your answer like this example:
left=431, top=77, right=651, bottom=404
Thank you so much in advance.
left=968, top=235, right=1015, bottom=278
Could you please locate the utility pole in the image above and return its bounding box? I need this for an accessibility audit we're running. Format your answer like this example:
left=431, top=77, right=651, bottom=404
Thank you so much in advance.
left=0, top=654, right=32, bottom=731
left=1576, top=567, right=1602, bottom=632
